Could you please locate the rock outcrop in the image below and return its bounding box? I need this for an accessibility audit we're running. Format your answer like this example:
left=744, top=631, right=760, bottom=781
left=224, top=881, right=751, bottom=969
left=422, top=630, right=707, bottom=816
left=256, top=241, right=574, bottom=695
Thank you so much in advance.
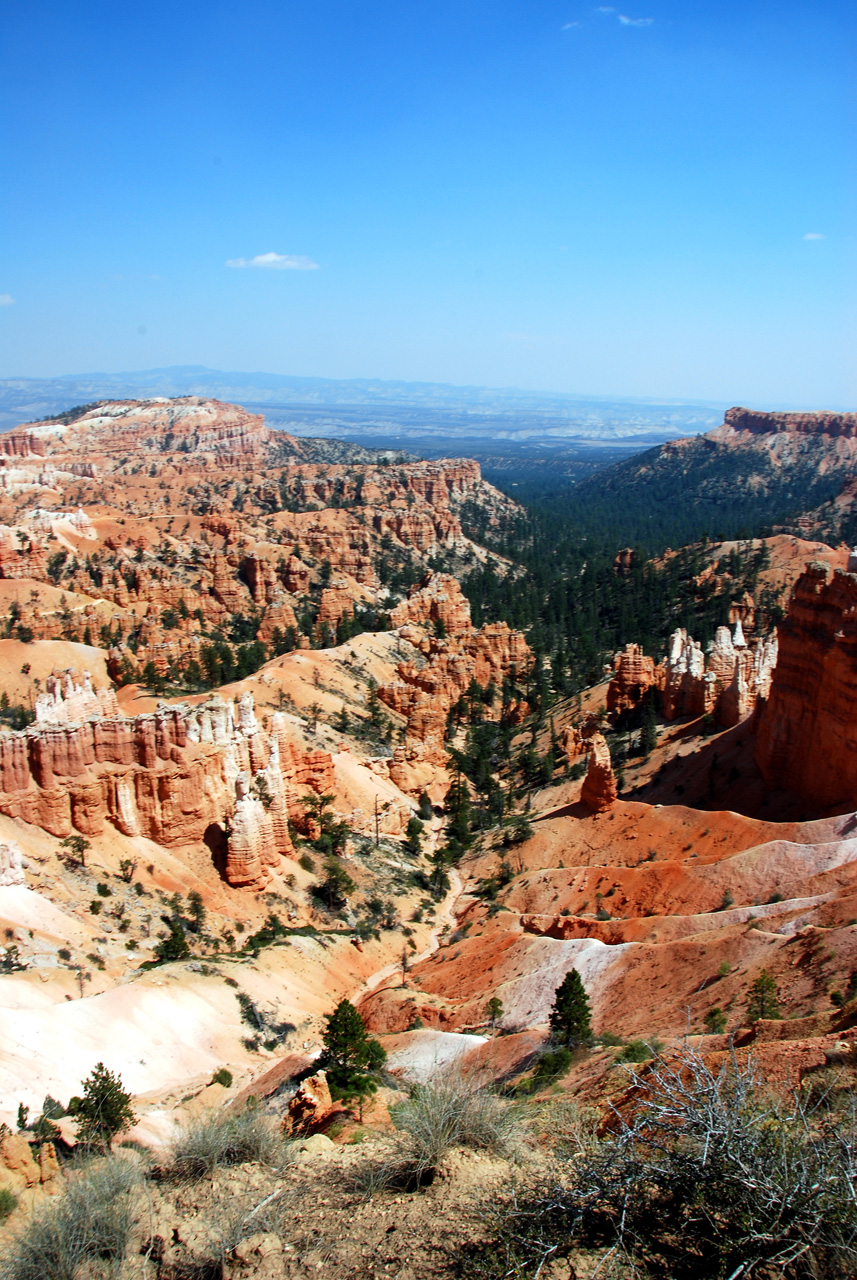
left=723, top=407, right=857, bottom=438
left=0, top=691, right=324, bottom=887
left=606, top=644, right=656, bottom=717
left=0, top=840, right=25, bottom=886
left=283, top=1071, right=337, bottom=1136
left=756, top=563, right=857, bottom=807
left=657, top=624, right=777, bottom=728
left=580, top=733, right=618, bottom=812
left=35, top=670, right=119, bottom=725
left=379, top=573, right=532, bottom=763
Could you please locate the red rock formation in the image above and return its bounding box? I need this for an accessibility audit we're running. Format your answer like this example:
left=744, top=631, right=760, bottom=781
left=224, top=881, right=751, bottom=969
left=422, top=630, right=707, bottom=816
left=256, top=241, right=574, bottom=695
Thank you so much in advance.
left=0, top=692, right=322, bottom=882
left=724, top=407, right=857, bottom=438
left=580, top=733, right=618, bottom=812
left=613, top=547, right=635, bottom=576
left=316, top=585, right=355, bottom=638
left=756, top=563, right=857, bottom=806
left=379, top=573, right=532, bottom=763
left=0, top=430, right=45, bottom=458
left=283, top=1071, right=337, bottom=1136
left=607, top=644, right=656, bottom=717
left=656, top=625, right=777, bottom=728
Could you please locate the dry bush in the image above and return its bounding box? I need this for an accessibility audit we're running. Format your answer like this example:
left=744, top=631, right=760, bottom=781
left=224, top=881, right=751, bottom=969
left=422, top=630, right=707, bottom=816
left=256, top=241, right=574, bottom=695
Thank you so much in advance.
left=352, top=1069, right=524, bottom=1195
left=2, top=1156, right=139, bottom=1280
left=168, top=1105, right=289, bottom=1180
left=461, top=1047, right=857, bottom=1279
left=529, top=1095, right=600, bottom=1158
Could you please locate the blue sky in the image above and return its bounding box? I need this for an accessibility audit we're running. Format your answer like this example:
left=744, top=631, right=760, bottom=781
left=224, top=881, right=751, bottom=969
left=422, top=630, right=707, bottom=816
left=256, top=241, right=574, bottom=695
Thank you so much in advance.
left=1, top=1, right=854, bottom=405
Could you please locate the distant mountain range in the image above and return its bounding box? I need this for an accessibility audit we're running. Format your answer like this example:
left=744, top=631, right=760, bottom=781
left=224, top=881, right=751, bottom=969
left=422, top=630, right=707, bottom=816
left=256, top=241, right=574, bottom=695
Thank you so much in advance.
left=0, top=365, right=727, bottom=451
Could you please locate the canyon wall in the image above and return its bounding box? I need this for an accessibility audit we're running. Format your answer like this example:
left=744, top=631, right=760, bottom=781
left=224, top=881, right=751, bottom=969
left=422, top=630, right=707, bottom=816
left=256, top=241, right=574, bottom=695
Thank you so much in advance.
left=723, top=407, right=857, bottom=439
left=0, top=689, right=338, bottom=888
left=756, top=563, right=857, bottom=807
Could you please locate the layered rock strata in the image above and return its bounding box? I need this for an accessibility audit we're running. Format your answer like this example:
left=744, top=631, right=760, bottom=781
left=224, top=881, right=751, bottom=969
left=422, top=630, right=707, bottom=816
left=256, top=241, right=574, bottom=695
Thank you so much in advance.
left=756, top=563, right=857, bottom=807
left=378, top=573, right=532, bottom=764
left=580, top=733, right=618, bottom=812
left=0, top=690, right=333, bottom=887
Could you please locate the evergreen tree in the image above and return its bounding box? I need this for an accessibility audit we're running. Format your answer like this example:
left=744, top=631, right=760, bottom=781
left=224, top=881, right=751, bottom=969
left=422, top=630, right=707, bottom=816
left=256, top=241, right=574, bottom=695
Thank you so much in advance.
left=318, top=999, right=387, bottom=1102
left=485, top=995, right=504, bottom=1033
left=747, top=970, right=780, bottom=1021
left=549, top=970, right=592, bottom=1047
left=68, top=1063, right=136, bottom=1150
left=154, top=918, right=190, bottom=963
left=404, top=814, right=424, bottom=855
left=640, top=698, right=658, bottom=757
left=186, top=890, right=206, bottom=933
left=418, top=791, right=433, bottom=821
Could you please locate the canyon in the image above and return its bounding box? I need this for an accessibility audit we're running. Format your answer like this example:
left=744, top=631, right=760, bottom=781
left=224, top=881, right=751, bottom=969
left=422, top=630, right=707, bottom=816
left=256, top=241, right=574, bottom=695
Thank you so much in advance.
left=0, top=396, right=856, bottom=1211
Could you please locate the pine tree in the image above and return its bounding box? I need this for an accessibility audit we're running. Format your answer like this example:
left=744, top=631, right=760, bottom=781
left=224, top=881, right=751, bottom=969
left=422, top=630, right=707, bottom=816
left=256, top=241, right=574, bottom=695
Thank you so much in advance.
left=68, top=1063, right=136, bottom=1150
left=154, top=918, right=190, bottom=963
left=486, top=996, right=504, bottom=1033
left=640, top=698, right=658, bottom=757
left=549, top=970, right=591, bottom=1047
left=747, top=970, right=780, bottom=1021
left=318, top=999, right=387, bottom=1102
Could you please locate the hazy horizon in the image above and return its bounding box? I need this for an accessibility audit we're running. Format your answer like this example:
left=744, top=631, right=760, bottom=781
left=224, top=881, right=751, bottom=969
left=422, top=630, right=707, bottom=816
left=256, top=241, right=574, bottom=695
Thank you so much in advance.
left=2, top=2, right=854, bottom=406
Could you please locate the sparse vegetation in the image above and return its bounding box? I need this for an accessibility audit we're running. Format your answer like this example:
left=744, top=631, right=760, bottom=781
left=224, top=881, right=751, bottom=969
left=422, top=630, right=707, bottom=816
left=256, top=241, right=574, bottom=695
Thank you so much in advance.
left=464, top=1048, right=857, bottom=1279
left=169, top=1106, right=286, bottom=1179
left=2, top=1157, right=139, bottom=1280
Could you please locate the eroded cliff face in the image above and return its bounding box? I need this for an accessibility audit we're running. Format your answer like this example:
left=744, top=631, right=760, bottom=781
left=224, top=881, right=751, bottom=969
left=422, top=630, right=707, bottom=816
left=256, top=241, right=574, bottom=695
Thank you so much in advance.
left=378, top=573, right=533, bottom=764
left=0, top=398, right=519, bottom=684
left=0, top=687, right=337, bottom=887
left=722, top=407, right=857, bottom=439
left=756, top=563, right=857, bottom=807
left=605, top=626, right=777, bottom=730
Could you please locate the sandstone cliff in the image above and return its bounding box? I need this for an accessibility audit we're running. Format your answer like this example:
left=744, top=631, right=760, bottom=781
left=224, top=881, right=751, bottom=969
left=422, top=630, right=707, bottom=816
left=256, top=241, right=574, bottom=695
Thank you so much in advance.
left=378, top=573, right=532, bottom=763
left=756, top=563, right=857, bottom=807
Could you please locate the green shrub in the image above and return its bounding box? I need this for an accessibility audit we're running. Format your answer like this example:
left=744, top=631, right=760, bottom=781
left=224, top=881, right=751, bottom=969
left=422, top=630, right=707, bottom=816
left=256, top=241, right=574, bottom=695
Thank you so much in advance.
left=619, top=1038, right=663, bottom=1063
left=210, top=1068, right=233, bottom=1088
left=0, top=1188, right=17, bottom=1221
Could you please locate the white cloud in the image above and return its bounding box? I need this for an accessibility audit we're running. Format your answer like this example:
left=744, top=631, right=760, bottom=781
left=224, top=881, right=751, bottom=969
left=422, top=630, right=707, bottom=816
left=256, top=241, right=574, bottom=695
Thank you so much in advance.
left=226, top=252, right=319, bottom=271
left=596, top=6, right=616, bottom=11
left=802, top=232, right=825, bottom=240
left=619, top=13, right=653, bottom=24
left=562, top=20, right=581, bottom=27
left=0, top=294, right=14, bottom=306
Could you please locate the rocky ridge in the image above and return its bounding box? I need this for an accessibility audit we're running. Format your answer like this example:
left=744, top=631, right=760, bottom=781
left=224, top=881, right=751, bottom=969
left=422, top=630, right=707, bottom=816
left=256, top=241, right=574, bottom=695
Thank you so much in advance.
left=0, top=397, right=519, bottom=684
